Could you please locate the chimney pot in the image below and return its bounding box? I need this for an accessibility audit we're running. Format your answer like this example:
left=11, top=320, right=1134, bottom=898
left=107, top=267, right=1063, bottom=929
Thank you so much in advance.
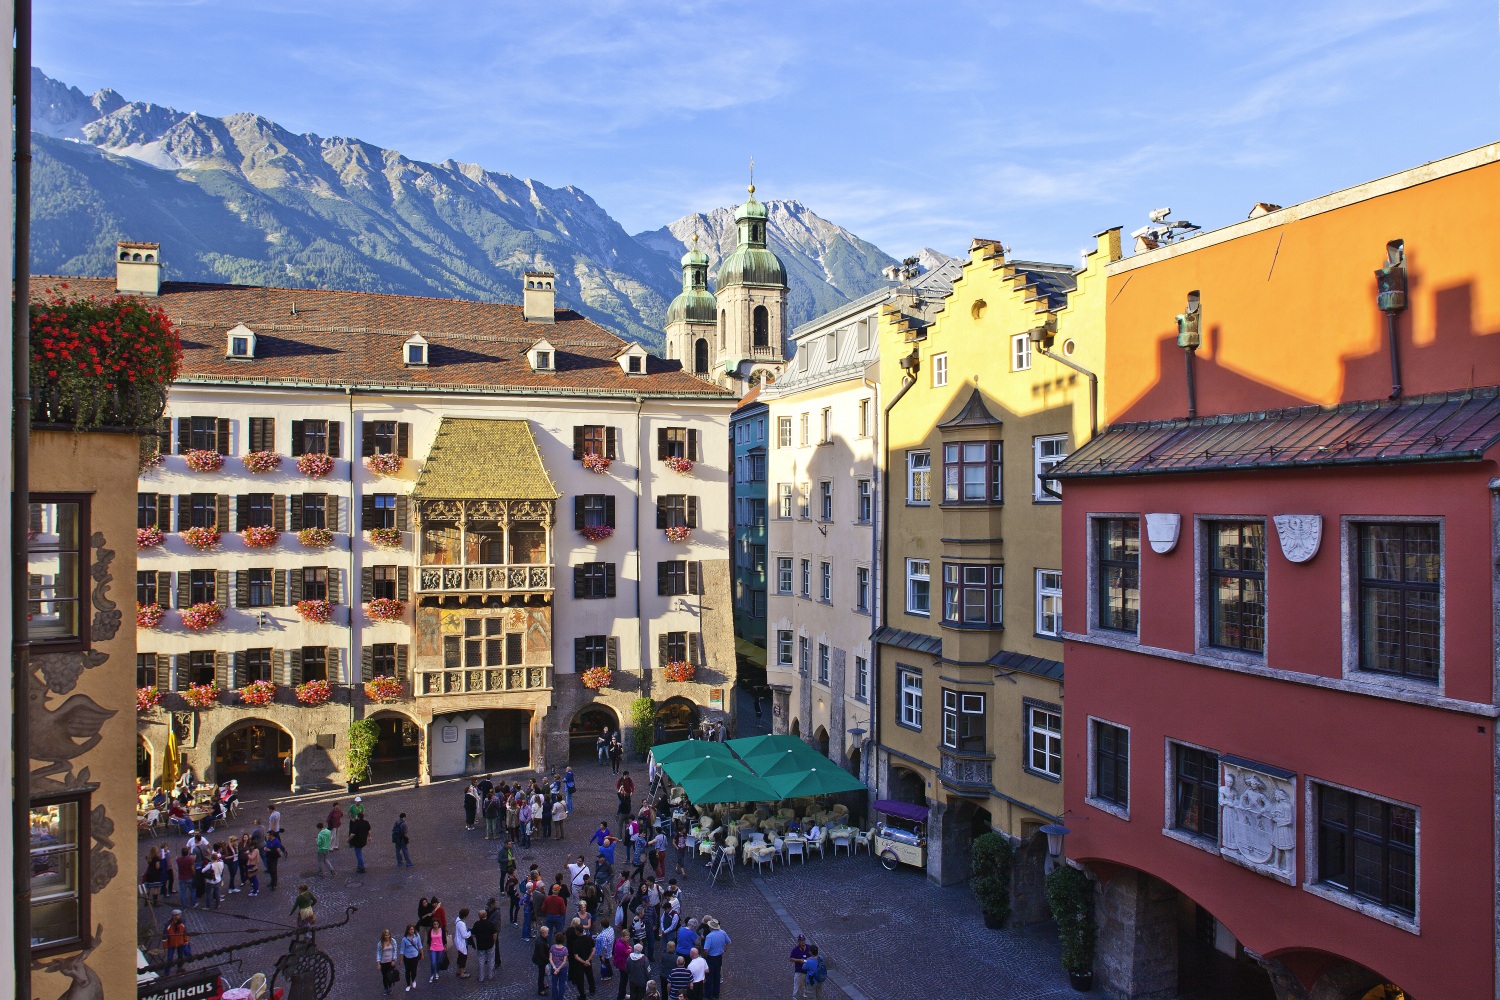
left=116, top=240, right=162, bottom=296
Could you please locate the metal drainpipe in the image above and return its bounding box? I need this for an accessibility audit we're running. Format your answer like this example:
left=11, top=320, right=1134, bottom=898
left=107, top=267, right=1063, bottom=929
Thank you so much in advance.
left=346, top=389, right=358, bottom=753
left=1385, top=311, right=1404, bottom=400
left=634, top=396, right=647, bottom=752
left=1035, top=343, right=1101, bottom=440
left=13, top=6, right=35, bottom=996
left=875, top=368, right=917, bottom=797
left=861, top=371, right=881, bottom=789
left=1184, top=347, right=1198, bottom=420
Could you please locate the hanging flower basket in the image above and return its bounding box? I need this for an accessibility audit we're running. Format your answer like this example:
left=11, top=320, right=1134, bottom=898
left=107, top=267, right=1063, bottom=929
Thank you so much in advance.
left=239, top=679, right=278, bottom=707
left=664, top=526, right=691, bottom=543
left=181, top=602, right=224, bottom=632
left=294, top=599, right=334, bottom=624
left=582, top=452, right=611, bottom=474
left=242, top=525, right=281, bottom=549
left=183, top=449, right=225, bottom=473
left=665, top=455, right=694, bottom=475
left=368, top=526, right=403, bottom=547
left=181, top=682, right=221, bottom=709
left=365, top=453, right=403, bottom=476
left=580, top=524, right=614, bottom=542
left=136, top=602, right=166, bottom=630
left=137, top=686, right=164, bottom=713
left=366, top=598, right=405, bottom=622
left=298, top=527, right=335, bottom=548
left=181, top=526, right=222, bottom=552
left=242, top=450, right=284, bottom=474
left=663, top=660, right=696, bottom=682
left=295, top=679, right=333, bottom=706
left=297, top=452, right=335, bottom=478
left=137, top=525, right=164, bottom=550
left=140, top=451, right=165, bottom=472
left=581, top=666, right=613, bottom=690
left=364, top=675, right=405, bottom=703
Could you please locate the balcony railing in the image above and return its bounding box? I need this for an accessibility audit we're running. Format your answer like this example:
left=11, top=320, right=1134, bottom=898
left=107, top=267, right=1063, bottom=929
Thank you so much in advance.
left=415, top=665, right=552, bottom=696
left=938, top=748, right=994, bottom=794
left=416, top=564, right=553, bottom=594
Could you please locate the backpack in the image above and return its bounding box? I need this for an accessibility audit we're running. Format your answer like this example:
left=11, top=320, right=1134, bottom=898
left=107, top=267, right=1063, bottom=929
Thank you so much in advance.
left=392, top=821, right=408, bottom=845
left=804, top=957, right=826, bottom=985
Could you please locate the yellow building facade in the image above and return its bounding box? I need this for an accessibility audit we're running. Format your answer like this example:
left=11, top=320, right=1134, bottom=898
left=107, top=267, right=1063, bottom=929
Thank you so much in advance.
left=874, top=230, right=1120, bottom=892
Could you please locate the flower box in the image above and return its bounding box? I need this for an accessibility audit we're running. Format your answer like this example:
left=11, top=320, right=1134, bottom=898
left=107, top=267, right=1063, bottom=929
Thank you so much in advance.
left=663, top=660, right=696, bottom=682
left=365, top=597, right=405, bottom=623
left=297, top=452, right=335, bottom=478
left=137, top=525, right=164, bottom=550
left=239, top=679, right=277, bottom=707
left=368, top=527, right=403, bottom=547
left=295, top=679, right=333, bottom=706
left=136, top=602, right=166, bottom=630
left=298, top=527, right=335, bottom=549
left=664, top=526, right=691, bottom=543
left=579, top=524, right=614, bottom=542
left=294, top=599, right=334, bottom=624
left=665, top=455, right=694, bottom=475
left=242, top=450, right=283, bottom=474
left=140, top=451, right=165, bottom=472
left=581, top=666, right=613, bottom=690
left=180, top=602, right=224, bottom=632
left=137, top=686, right=164, bottom=713
left=242, top=525, right=281, bottom=549
left=183, top=449, right=225, bottom=473
left=365, top=452, right=403, bottom=476
left=364, top=675, right=405, bottom=703
left=181, top=526, right=222, bottom=552
left=582, top=452, right=611, bottom=474
left=182, top=682, right=221, bottom=709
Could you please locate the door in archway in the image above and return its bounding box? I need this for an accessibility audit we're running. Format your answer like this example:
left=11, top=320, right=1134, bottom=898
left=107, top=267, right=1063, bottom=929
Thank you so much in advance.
left=483, top=710, right=532, bottom=772
left=657, top=698, right=699, bottom=744
left=214, top=723, right=292, bottom=790
left=372, top=715, right=421, bottom=780
left=570, top=706, right=619, bottom=760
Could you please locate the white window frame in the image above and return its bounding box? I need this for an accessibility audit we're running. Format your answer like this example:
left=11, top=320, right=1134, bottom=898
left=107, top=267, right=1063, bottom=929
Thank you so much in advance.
left=798, top=635, right=810, bottom=675
left=800, top=559, right=811, bottom=599
left=777, top=417, right=792, bottom=448
left=1035, top=569, right=1063, bottom=638
left=907, top=450, right=931, bottom=505
left=820, top=562, right=832, bottom=603
left=941, top=690, right=986, bottom=750
left=776, top=557, right=794, bottom=595
left=776, top=629, right=794, bottom=667
left=932, top=352, right=948, bottom=387
left=799, top=413, right=809, bottom=447
left=854, top=655, right=869, bottom=702
left=857, top=479, right=873, bottom=522
left=1012, top=333, right=1032, bottom=372
left=898, top=668, right=923, bottom=730
left=905, top=559, right=930, bottom=615
left=820, top=408, right=832, bottom=444
left=855, top=566, right=870, bottom=613
left=817, top=643, right=830, bottom=684
left=819, top=481, right=833, bottom=521
left=799, top=483, right=811, bottom=520
left=858, top=399, right=871, bottom=438
left=1025, top=701, right=1062, bottom=779
left=778, top=483, right=794, bottom=519
left=1033, top=434, right=1068, bottom=502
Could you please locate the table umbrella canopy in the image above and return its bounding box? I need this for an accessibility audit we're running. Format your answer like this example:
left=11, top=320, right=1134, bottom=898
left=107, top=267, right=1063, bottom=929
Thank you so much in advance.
left=161, top=726, right=181, bottom=789
left=661, top=753, right=751, bottom=785
left=652, top=740, right=735, bottom=765
left=676, top=768, right=779, bottom=805
left=726, top=733, right=809, bottom=760
left=765, top=765, right=867, bottom=800
left=742, top=746, right=831, bottom=777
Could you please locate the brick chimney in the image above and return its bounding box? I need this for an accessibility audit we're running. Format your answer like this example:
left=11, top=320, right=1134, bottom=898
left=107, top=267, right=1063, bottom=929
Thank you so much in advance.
left=523, top=271, right=555, bottom=324
left=116, top=241, right=162, bottom=296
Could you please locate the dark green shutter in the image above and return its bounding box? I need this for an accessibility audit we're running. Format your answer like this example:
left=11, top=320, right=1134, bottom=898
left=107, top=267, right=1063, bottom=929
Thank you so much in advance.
left=688, top=429, right=700, bottom=462
left=215, top=495, right=230, bottom=531
left=290, top=420, right=305, bottom=457
left=605, top=563, right=617, bottom=598
left=604, top=495, right=616, bottom=528
left=574, top=566, right=585, bottom=599
left=658, top=634, right=669, bottom=669
left=216, top=418, right=231, bottom=456
left=574, top=497, right=585, bottom=531
left=362, top=495, right=376, bottom=529
left=605, top=427, right=617, bottom=459
left=395, top=495, right=409, bottom=530
left=235, top=570, right=250, bottom=609
left=157, top=495, right=172, bottom=527
left=176, top=417, right=190, bottom=454
left=273, top=570, right=287, bottom=606
left=361, top=568, right=374, bottom=602
left=362, top=646, right=374, bottom=682
left=397, top=567, right=409, bottom=601
left=657, top=428, right=668, bottom=461
left=361, top=421, right=374, bottom=457
left=289, top=495, right=303, bottom=531
left=606, top=638, right=618, bottom=671
left=176, top=495, right=191, bottom=531
left=273, top=495, right=287, bottom=531
left=687, top=562, right=700, bottom=596
left=687, top=496, right=699, bottom=528
left=574, top=637, right=586, bottom=671
left=657, top=562, right=668, bottom=596
left=396, top=645, right=409, bottom=679
left=572, top=426, right=584, bottom=460
left=176, top=572, right=190, bottom=609
left=233, top=650, right=247, bottom=684
left=236, top=496, right=250, bottom=531
left=655, top=499, right=667, bottom=529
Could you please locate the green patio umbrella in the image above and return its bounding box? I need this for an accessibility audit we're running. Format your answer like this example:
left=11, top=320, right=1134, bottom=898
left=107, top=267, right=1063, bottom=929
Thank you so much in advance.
left=727, top=734, right=808, bottom=760
left=742, top=746, right=829, bottom=778
left=677, top=768, right=779, bottom=805
left=765, top=764, right=867, bottom=800
left=652, top=740, right=734, bottom=765
left=662, top=753, right=748, bottom=785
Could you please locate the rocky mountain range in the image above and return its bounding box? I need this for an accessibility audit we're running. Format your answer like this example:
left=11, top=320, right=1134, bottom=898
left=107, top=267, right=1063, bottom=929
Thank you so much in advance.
left=30, top=68, right=901, bottom=345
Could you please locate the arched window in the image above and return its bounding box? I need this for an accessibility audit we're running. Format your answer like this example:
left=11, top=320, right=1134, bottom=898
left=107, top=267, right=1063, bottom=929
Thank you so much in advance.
left=753, top=306, right=770, bottom=349
left=694, top=338, right=709, bottom=375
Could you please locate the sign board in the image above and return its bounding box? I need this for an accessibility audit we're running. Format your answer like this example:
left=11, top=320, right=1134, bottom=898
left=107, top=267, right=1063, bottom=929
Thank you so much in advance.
left=709, top=688, right=724, bottom=710
left=139, top=967, right=220, bottom=1000
left=441, top=726, right=459, bottom=744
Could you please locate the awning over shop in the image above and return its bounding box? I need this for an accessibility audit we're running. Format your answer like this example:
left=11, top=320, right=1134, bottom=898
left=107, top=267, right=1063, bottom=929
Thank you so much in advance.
left=872, top=799, right=930, bottom=823
left=412, top=417, right=559, bottom=499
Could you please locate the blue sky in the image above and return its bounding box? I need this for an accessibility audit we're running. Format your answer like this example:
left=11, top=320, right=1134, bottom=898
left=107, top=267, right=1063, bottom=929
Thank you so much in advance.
left=35, top=0, right=1499, bottom=264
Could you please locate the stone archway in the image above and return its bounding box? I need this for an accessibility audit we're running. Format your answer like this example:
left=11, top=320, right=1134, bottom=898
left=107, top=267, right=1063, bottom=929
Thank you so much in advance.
left=137, top=734, right=156, bottom=785
left=570, top=704, right=620, bottom=761
left=657, top=697, right=699, bottom=744
left=888, top=765, right=924, bottom=805
left=790, top=717, right=801, bottom=737
left=368, top=709, right=422, bottom=782
left=813, top=725, right=830, bottom=758
left=213, top=718, right=294, bottom=791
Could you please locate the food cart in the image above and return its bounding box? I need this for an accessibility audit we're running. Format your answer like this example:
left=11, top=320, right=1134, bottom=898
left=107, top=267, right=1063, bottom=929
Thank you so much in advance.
left=870, top=799, right=928, bottom=871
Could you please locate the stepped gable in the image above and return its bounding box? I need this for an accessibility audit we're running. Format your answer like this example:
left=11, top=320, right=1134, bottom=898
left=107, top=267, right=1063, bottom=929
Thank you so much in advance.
left=33, top=277, right=732, bottom=397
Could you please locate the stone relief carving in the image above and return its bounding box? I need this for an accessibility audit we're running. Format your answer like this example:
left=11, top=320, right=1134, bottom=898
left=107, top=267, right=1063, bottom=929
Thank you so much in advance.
left=87, top=533, right=121, bottom=642
left=1219, top=760, right=1296, bottom=883
left=33, top=923, right=105, bottom=1000
left=1144, top=513, right=1181, bottom=554
left=1273, top=514, right=1322, bottom=563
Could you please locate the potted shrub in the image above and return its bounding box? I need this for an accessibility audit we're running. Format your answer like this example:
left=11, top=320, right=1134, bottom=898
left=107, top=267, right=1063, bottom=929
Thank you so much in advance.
left=345, top=718, right=379, bottom=790
left=629, top=697, right=656, bottom=758
left=1046, top=863, right=1096, bottom=991
left=971, top=832, right=1014, bottom=929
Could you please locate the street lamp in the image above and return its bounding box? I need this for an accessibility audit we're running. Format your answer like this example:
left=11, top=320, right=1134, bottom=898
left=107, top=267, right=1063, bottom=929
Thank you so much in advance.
left=1039, top=822, right=1070, bottom=872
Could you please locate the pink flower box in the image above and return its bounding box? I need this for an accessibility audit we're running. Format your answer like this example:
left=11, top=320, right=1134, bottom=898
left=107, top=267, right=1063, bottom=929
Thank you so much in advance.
left=295, top=679, right=333, bottom=706
left=136, top=602, right=166, bottom=630
left=137, top=686, right=164, bottom=713
left=665, top=455, right=694, bottom=475
left=298, top=527, right=335, bottom=548
left=181, top=526, right=222, bottom=551
left=365, top=452, right=403, bottom=475
left=365, top=597, right=405, bottom=623
left=180, top=602, right=224, bottom=632
left=182, top=682, right=221, bottom=709
left=183, top=449, right=225, bottom=473
left=242, top=450, right=284, bottom=474
left=239, top=680, right=277, bottom=707
left=581, top=666, right=613, bottom=690
left=582, top=452, right=611, bottom=474
left=368, top=527, right=403, bottom=547
left=294, top=599, right=334, bottom=624
left=364, top=675, right=405, bottom=703
left=664, top=526, right=691, bottom=543
left=242, top=525, right=281, bottom=548
left=663, top=660, right=695, bottom=682
left=137, top=525, right=164, bottom=550
left=297, top=452, right=335, bottom=478
left=580, top=524, right=614, bottom=542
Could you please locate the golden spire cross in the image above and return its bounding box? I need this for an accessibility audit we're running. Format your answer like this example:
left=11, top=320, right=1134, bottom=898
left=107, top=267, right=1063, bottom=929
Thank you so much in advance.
left=749, top=156, right=755, bottom=196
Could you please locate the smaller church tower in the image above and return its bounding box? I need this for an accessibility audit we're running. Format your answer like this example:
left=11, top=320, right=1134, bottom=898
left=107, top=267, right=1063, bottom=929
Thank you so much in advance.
left=664, top=234, right=718, bottom=378
left=712, top=182, right=788, bottom=393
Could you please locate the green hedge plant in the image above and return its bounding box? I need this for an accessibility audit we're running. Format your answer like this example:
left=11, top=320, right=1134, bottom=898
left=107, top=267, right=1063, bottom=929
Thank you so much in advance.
left=970, top=831, right=1014, bottom=926
left=1045, top=863, right=1096, bottom=974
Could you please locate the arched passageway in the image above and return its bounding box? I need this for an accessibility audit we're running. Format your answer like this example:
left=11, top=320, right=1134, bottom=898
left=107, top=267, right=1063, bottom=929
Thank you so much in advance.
left=656, top=698, right=700, bottom=744
left=213, top=719, right=293, bottom=792
left=137, top=734, right=155, bottom=784
left=814, top=726, right=830, bottom=758
left=570, top=704, right=620, bottom=761
left=370, top=711, right=421, bottom=781
left=888, top=765, right=924, bottom=805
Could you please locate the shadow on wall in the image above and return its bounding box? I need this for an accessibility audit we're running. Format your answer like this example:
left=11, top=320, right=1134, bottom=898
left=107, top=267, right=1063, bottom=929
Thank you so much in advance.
left=294, top=741, right=340, bottom=789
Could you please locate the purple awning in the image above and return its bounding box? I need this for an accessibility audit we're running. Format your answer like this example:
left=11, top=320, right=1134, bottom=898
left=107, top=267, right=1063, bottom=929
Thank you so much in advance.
left=872, top=799, right=929, bottom=823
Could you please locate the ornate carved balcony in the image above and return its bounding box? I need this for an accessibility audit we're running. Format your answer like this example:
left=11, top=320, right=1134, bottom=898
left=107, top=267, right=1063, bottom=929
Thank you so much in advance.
left=939, top=748, right=995, bottom=795
left=415, top=665, right=552, bottom=696
left=416, top=564, right=553, bottom=594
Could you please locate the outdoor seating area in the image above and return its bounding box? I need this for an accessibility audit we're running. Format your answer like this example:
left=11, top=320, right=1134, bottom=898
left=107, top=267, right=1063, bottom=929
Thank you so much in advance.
left=652, top=734, right=871, bottom=877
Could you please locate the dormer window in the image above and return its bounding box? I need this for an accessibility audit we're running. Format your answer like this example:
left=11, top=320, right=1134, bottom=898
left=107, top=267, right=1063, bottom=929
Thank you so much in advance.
left=404, top=334, right=429, bottom=367
left=617, top=343, right=649, bottom=376
left=628, top=355, right=643, bottom=374
left=225, top=323, right=257, bottom=360
left=529, top=339, right=556, bottom=372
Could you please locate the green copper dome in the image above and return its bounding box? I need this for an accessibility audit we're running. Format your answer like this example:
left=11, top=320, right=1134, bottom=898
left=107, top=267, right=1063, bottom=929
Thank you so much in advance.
left=718, top=183, right=786, bottom=289
left=666, top=287, right=718, bottom=325
left=681, top=245, right=710, bottom=268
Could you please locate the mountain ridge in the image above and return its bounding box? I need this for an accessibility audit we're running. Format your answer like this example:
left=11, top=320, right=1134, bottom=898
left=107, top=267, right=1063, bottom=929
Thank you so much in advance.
left=30, top=68, right=901, bottom=345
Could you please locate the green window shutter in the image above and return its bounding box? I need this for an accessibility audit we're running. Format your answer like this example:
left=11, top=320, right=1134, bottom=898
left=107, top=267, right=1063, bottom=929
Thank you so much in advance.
left=361, top=568, right=374, bottom=602
left=290, top=420, right=305, bottom=457
left=657, top=562, right=668, bottom=596
left=573, top=566, right=585, bottom=599
left=395, top=495, right=410, bottom=530
left=572, top=426, right=584, bottom=460
left=176, top=417, right=190, bottom=454
left=604, top=495, right=616, bottom=528
left=606, top=638, right=619, bottom=672
left=328, top=422, right=342, bottom=458
left=215, top=571, right=230, bottom=609
left=688, top=429, right=700, bottom=463
left=396, top=645, right=409, bottom=680
left=328, top=569, right=342, bottom=606
left=176, top=572, right=190, bottom=610
left=687, top=496, right=699, bottom=528
left=658, top=634, right=669, bottom=669
left=657, top=428, right=668, bottom=461
left=157, top=495, right=172, bottom=527
left=397, top=567, right=409, bottom=601
left=361, top=421, right=374, bottom=457
left=289, top=495, right=303, bottom=531
left=326, top=496, right=340, bottom=533
left=397, top=423, right=410, bottom=457
left=176, top=495, right=191, bottom=531
left=236, top=496, right=250, bottom=532
left=273, top=495, right=287, bottom=531
left=289, top=570, right=303, bottom=604
left=233, top=650, right=247, bottom=684
left=574, top=637, right=586, bottom=671
left=362, top=494, right=376, bottom=529
left=605, top=563, right=617, bottom=598
left=216, top=418, right=232, bottom=456
left=362, top=646, right=374, bottom=682
left=215, top=495, right=230, bottom=532
left=605, top=427, right=618, bottom=460
left=574, top=497, right=585, bottom=531
left=235, top=571, right=250, bottom=608
left=289, top=649, right=303, bottom=685
left=687, top=561, right=700, bottom=597
left=215, top=651, right=230, bottom=689
left=273, top=570, right=287, bottom=606
left=655, top=499, right=667, bottom=530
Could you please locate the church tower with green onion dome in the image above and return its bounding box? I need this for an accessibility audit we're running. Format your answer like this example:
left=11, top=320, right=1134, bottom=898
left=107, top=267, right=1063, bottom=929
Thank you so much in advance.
left=711, top=181, right=788, bottom=393
left=664, top=233, right=719, bottom=380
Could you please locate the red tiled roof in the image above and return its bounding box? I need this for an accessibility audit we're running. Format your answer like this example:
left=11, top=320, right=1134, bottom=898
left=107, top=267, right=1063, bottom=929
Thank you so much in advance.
left=33, top=277, right=732, bottom=399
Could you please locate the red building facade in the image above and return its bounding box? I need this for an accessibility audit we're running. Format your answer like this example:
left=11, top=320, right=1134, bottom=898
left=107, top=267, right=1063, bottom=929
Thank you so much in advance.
left=1053, top=144, right=1500, bottom=999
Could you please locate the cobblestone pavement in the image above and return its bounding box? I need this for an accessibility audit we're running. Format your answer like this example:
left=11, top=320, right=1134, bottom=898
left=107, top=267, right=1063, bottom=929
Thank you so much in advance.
left=138, top=756, right=1078, bottom=1000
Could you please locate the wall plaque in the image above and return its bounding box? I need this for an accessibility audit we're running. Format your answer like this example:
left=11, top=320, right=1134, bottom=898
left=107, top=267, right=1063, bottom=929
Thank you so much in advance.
left=441, top=725, right=459, bottom=744
left=1218, top=755, right=1296, bottom=884
left=1144, top=512, right=1181, bottom=554
left=1273, top=514, right=1322, bottom=563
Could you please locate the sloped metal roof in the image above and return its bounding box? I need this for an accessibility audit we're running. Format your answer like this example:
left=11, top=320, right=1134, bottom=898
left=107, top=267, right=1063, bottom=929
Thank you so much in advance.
left=988, top=649, right=1064, bottom=681
left=413, top=418, right=559, bottom=500
left=874, top=625, right=943, bottom=657
left=1050, top=387, right=1500, bottom=480
left=937, top=387, right=1004, bottom=429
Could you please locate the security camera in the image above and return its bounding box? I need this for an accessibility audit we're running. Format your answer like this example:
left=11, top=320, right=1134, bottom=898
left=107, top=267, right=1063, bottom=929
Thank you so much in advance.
left=1149, top=207, right=1171, bottom=224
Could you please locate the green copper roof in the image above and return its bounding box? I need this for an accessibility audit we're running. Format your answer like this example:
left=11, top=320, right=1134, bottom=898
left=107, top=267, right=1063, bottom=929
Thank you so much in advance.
left=735, top=188, right=768, bottom=222
left=413, top=418, right=559, bottom=500
left=681, top=245, right=710, bottom=267
left=718, top=247, right=786, bottom=288
left=666, top=288, right=718, bottom=325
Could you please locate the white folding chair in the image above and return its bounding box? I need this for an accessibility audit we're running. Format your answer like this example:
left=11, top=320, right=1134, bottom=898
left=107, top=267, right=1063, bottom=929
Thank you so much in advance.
left=785, top=838, right=805, bottom=865
left=853, top=829, right=872, bottom=856
left=751, top=846, right=776, bottom=875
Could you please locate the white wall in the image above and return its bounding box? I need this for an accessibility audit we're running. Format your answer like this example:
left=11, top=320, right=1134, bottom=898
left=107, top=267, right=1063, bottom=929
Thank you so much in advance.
left=427, top=712, right=485, bottom=777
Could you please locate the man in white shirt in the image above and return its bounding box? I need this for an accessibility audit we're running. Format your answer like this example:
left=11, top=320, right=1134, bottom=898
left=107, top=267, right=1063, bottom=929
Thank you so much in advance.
left=267, top=803, right=282, bottom=835
left=568, top=857, right=589, bottom=891
left=687, top=946, right=709, bottom=999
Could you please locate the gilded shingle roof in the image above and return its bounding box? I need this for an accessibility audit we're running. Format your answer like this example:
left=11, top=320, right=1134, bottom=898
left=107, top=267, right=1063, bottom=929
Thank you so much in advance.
left=32, top=278, right=733, bottom=399
left=413, top=418, right=559, bottom=500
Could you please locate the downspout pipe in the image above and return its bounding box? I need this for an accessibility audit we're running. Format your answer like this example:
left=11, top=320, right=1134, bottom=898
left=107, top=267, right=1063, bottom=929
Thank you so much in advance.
left=875, top=357, right=918, bottom=795
left=346, top=388, right=357, bottom=749
left=1033, top=338, right=1100, bottom=441
left=12, top=6, right=34, bottom=998
left=1183, top=347, right=1198, bottom=420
